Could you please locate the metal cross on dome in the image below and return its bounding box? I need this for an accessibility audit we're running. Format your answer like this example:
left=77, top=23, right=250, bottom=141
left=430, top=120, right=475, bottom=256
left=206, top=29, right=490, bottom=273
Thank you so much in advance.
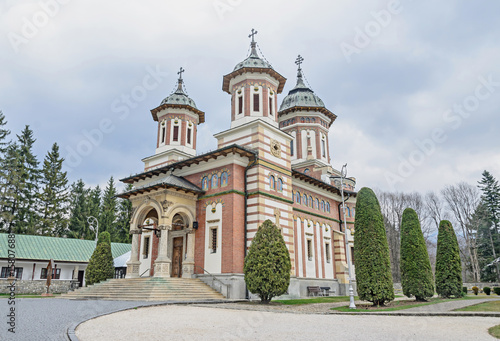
left=248, top=28, right=258, bottom=43
left=177, top=67, right=185, bottom=80
left=295, top=55, right=304, bottom=71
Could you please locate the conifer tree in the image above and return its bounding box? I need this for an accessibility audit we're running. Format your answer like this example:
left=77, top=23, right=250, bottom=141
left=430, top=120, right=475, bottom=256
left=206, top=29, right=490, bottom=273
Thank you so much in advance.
left=39, top=143, right=69, bottom=236
left=116, top=184, right=133, bottom=243
left=100, top=176, right=118, bottom=241
left=0, top=144, right=22, bottom=233
left=0, top=111, right=10, bottom=154
left=15, top=126, right=41, bottom=234
left=85, top=231, right=115, bottom=286
left=244, top=219, right=291, bottom=304
left=435, top=220, right=463, bottom=298
left=0, top=111, right=11, bottom=231
left=88, top=185, right=101, bottom=224
left=67, top=180, right=91, bottom=239
left=354, top=187, right=394, bottom=306
left=400, top=208, right=434, bottom=301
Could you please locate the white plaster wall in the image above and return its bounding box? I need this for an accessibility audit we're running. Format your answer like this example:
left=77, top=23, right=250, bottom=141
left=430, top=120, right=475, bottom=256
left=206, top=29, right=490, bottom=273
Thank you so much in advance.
left=204, top=203, right=222, bottom=273
left=304, top=219, right=316, bottom=278
left=0, top=261, right=87, bottom=283
left=316, top=222, right=323, bottom=279
left=323, top=227, right=334, bottom=280
left=138, top=231, right=153, bottom=276
left=296, top=218, right=303, bottom=278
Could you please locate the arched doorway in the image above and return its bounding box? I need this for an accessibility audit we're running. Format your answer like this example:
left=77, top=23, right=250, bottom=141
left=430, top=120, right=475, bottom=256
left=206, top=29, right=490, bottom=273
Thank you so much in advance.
left=171, top=213, right=187, bottom=278
left=138, top=208, right=159, bottom=277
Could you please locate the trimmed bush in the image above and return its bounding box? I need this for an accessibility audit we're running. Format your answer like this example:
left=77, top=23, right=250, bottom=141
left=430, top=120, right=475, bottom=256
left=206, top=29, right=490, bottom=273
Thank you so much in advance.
left=85, top=231, right=114, bottom=286
left=494, top=287, right=500, bottom=295
left=472, top=286, right=479, bottom=295
left=244, top=220, right=291, bottom=304
left=484, top=287, right=491, bottom=295
left=400, top=208, right=434, bottom=301
left=354, top=187, right=394, bottom=306
left=462, top=286, right=468, bottom=295
left=435, top=220, right=463, bottom=298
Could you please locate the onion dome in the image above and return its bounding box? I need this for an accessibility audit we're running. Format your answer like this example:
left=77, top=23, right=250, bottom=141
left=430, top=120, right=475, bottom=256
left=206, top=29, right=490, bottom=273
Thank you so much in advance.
left=222, top=29, right=286, bottom=94
left=151, top=67, right=205, bottom=123
left=278, top=55, right=336, bottom=125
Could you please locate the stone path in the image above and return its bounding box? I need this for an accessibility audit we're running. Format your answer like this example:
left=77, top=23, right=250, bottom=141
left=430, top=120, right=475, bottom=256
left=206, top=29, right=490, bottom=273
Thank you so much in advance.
left=76, top=304, right=500, bottom=341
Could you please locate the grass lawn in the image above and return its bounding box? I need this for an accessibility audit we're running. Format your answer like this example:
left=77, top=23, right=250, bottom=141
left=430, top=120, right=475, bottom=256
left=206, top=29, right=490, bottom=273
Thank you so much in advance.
left=489, top=325, right=500, bottom=339
left=275, top=295, right=403, bottom=306
left=455, top=300, right=500, bottom=312
left=331, top=297, right=451, bottom=312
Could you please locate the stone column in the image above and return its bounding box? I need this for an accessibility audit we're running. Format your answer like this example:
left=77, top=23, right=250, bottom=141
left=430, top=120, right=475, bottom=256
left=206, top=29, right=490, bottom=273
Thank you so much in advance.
left=154, top=225, right=173, bottom=277
left=182, top=228, right=196, bottom=278
left=125, top=229, right=141, bottom=278
left=73, top=265, right=79, bottom=280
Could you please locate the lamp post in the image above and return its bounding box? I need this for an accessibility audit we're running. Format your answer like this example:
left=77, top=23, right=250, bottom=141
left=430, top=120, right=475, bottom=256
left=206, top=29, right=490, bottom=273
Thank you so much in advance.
left=87, top=216, right=99, bottom=246
left=331, top=164, right=356, bottom=309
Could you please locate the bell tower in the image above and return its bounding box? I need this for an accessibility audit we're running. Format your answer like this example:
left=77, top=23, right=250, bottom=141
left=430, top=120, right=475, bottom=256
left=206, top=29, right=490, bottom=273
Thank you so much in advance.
left=143, top=68, right=205, bottom=171
left=221, top=29, right=286, bottom=130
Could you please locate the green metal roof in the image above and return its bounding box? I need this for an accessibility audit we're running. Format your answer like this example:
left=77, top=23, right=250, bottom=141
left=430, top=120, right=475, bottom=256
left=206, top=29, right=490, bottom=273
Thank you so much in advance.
left=0, top=234, right=131, bottom=263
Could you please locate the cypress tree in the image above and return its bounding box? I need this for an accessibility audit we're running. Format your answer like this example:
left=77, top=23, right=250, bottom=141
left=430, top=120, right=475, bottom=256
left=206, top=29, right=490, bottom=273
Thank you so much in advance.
left=85, top=231, right=115, bottom=286
left=244, top=219, right=291, bottom=304
left=39, top=143, right=69, bottom=236
left=400, top=208, right=434, bottom=301
left=435, top=220, right=463, bottom=298
left=354, top=187, right=394, bottom=306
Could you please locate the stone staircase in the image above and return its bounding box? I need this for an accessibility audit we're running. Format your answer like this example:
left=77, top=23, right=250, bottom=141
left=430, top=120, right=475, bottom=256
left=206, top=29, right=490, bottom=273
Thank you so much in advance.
left=60, top=277, right=225, bottom=301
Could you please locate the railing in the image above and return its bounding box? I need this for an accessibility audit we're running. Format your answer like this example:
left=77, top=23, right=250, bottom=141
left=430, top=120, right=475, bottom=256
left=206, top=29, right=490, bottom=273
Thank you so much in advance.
left=194, top=265, right=230, bottom=298
left=139, top=269, right=150, bottom=277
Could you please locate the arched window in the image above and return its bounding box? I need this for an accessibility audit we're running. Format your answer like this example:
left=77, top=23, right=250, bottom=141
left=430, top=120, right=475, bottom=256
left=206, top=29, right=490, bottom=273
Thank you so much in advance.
left=221, top=172, right=229, bottom=187
left=201, top=177, right=209, bottom=190
left=295, top=191, right=301, bottom=204
left=211, top=174, right=219, bottom=189
left=321, top=200, right=325, bottom=211
left=309, top=196, right=313, bottom=208
left=303, top=194, right=308, bottom=206
left=326, top=202, right=330, bottom=213
left=269, top=175, right=276, bottom=190
left=347, top=207, right=351, bottom=217
left=277, top=178, right=283, bottom=192
left=315, top=198, right=319, bottom=210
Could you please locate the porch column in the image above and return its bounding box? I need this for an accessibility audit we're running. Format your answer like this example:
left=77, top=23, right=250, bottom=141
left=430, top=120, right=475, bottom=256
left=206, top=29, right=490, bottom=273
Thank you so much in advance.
left=182, top=229, right=196, bottom=278
left=125, top=229, right=141, bottom=278
left=154, top=225, right=173, bottom=277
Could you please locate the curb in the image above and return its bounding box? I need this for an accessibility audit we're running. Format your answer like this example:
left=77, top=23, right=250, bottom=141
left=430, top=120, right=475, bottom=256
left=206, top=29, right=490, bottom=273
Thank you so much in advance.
left=66, top=299, right=246, bottom=341
left=328, top=311, right=500, bottom=317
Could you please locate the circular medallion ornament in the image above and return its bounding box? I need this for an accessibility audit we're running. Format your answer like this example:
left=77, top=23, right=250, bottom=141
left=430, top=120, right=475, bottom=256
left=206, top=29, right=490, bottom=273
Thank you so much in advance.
left=270, top=139, right=281, bottom=158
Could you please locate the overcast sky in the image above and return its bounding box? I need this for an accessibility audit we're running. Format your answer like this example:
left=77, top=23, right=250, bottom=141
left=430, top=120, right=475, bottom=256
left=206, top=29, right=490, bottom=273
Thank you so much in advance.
left=1, top=0, right=499, bottom=194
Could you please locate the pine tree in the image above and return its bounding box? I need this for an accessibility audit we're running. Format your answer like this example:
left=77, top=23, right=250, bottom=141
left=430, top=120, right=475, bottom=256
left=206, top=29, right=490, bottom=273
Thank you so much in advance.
left=85, top=231, right=115, bottom=286
left=354, top=187, right=394, bottom=306
left=475, top=203, right=498, bottom=281
left=100, top=176, right=118, bottom=241
left=0, top=111, right=10, bottom=154
left=39, top=143, right=69, bottom=236
left=0, top=111, right=11, bottom=231
left=88, top=185, right=101, bottom=224
left=15, top=126, right=41, bottom=234
left=477, top=170, right=500, bottom=281
left=244, top=219, right=291, bottom=304
left=0, top=144, right=22, bottom=233
left=435, top=220, right=463, bottom=298
left=400, top=208, right=434, bottom=301
left=116, top=184, right=132, bottom=243
left=67, top=180, right=91, bottom=239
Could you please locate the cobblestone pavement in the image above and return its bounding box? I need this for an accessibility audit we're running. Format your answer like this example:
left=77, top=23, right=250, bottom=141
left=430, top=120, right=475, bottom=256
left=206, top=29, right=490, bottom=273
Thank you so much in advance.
left=76, top=304, right=500, bottom=341
left=0, top=298, right=163, bottom=341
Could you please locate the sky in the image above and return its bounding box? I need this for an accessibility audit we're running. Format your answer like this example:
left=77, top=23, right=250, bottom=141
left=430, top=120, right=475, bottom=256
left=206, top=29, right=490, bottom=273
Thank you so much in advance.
left=1, top=0, right=499, bottom=193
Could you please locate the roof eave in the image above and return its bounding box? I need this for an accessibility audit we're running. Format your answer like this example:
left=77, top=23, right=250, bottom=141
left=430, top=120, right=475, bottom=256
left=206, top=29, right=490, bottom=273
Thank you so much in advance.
left=278, top=106, right=337, bottom=126
left=150, top=104, right=206, bottom=124
left=222, top=67, right=286, bottom=94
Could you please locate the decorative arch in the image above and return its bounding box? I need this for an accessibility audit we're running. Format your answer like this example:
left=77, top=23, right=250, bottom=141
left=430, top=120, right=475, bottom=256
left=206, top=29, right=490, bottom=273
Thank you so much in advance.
left=130, top=199, right=163, bottom=229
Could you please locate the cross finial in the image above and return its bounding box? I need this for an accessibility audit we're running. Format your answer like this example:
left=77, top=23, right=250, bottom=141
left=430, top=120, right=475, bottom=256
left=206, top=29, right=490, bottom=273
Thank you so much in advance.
left=295, top=55, right=304, bottom=71
left=177, top=67, right=185, bottom=80
left=248, top=28, right=258, bottom=43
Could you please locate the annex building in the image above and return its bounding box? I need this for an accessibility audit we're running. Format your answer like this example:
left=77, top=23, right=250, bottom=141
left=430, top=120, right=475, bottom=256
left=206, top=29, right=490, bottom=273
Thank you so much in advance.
left=118, top=32, right=357, bottom=298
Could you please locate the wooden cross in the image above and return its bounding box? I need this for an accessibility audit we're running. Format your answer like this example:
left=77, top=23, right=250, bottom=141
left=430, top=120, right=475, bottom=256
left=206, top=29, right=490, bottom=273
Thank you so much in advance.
left=177, top=67, right=185, bottom=80
left=248, top=28, right=258, bottom=43
left=295, top=55, right=304, bottom=70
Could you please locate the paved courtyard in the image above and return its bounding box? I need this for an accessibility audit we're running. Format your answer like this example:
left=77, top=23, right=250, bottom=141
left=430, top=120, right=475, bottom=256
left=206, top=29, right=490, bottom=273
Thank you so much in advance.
left=76, top=304, right=499, bottom=341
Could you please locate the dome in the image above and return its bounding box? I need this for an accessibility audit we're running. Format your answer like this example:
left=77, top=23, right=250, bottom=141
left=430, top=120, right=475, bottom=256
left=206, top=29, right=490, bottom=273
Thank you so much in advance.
left=279, top=72, right=325, bottom=112
left=233, top=40, right=273, bottom=72
left=160, top=69, right=198, bottom=109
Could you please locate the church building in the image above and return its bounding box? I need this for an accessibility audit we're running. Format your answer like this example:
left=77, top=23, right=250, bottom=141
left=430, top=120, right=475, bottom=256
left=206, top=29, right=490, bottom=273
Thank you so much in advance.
left=118, top=31, right=357, bottom=298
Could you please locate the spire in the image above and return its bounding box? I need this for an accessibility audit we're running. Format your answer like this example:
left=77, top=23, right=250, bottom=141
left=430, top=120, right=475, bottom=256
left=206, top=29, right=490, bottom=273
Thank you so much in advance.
left=248, top=28, right=259, bottom=58
left=294, top=55, right=307, bottom=88
left=175, top=67, right=186, bottom=94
